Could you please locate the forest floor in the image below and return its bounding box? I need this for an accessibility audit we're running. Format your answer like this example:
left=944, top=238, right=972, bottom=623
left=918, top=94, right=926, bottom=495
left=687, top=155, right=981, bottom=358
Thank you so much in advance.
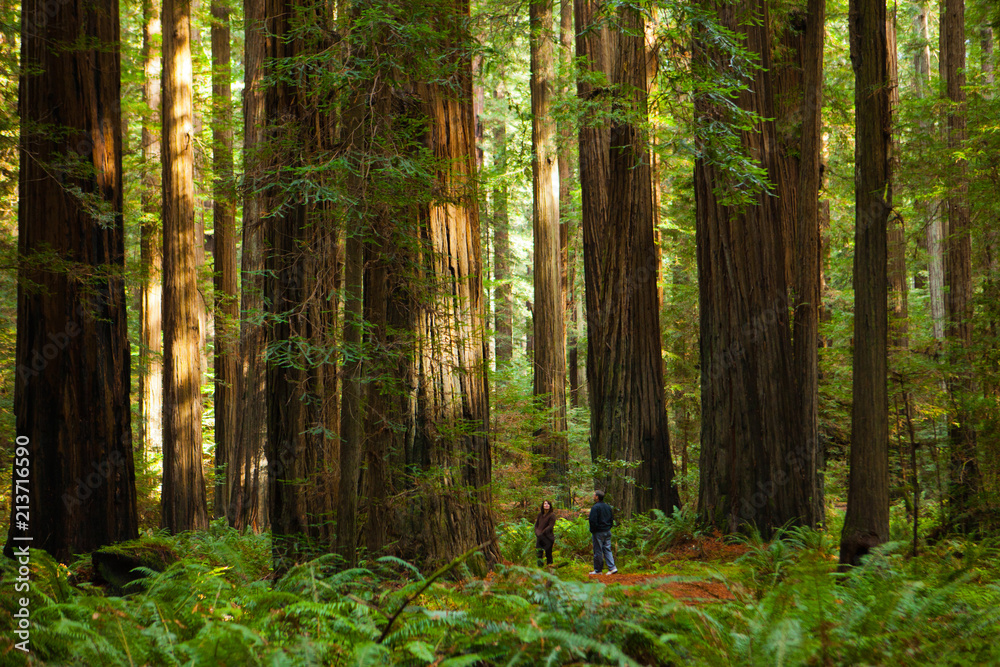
left=5, top=517, right=1000, bottom=665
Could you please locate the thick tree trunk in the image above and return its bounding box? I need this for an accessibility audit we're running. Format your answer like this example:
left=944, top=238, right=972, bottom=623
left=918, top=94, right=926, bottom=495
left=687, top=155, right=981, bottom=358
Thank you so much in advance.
left=577, top=0, right=678, bottom=516
left=5, top=0, right=137, bottom=561
left=264, top=0, right=337, bottom=572
left=212, top=0, right=239, bottom=520
left=940, top=0, right=981, bottom=526
left=840, top=0, right=891, bottom=566
left=530, top=0, right=569, bottom=484
left=141, top=0, right=163, bottom=463
left=695, top=0, right=816, bottom=535
left=228, top=0, right=267, bottom=531
left=401, top=2, right=498, bottom=566
left=162, top=0, right=209, bottom=533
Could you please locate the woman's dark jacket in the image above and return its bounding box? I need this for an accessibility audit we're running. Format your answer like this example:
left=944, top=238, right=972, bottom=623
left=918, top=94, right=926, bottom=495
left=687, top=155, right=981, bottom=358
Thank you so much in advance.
left=534, top=509, right=556, bottom=548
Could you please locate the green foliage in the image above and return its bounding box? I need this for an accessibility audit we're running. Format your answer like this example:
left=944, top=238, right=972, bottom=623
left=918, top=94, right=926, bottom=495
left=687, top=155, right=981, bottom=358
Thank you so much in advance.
left=2, top=523, right=1000, bottom=664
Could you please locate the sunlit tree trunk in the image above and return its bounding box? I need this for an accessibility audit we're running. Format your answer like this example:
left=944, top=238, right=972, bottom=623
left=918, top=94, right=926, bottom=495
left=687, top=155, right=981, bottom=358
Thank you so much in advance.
left=886, top=2, right=908, bottom=350
left=530, top=0, right=569, bottom=484
left=141, top=0, right=163, bottom=464
left=492, top=92, right=513, bottom=367
left=559, top=0, right=580, bottom=408
left=5, top=0, right=137, bottom=560
left=913, top=3, right=945, bottom=342
left=402, top=0, right=498, bottom=566
left=840, top=0, right=890, bottom=566
left=162, top=0, right=209, bottom=533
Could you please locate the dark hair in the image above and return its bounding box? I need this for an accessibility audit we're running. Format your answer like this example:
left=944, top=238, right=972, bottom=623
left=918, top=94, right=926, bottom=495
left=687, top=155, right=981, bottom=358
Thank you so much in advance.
left=539, top=500, right=554, bottom=513
left=594, top=490, right=605, bottom=501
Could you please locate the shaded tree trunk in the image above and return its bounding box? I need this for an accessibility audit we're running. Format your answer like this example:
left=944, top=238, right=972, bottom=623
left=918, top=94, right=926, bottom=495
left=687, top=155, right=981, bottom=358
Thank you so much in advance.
left=265, top=0, right=337, bottom=571
left=212, top=0, right=239, bottom=520
left=578, top=0, right=678, bottom=516
left=840, top=0, right=891, bottom=566
left=695, top=0, right=818, bottom=535
left=530, top=0, right=569, bottom=484
left=5, top=0, right=137, bottom=561
left=162, top=0, right=209, bottom=533
left=141, top=0, right=163, bottom=464
left=228, top=0, right=267, bottom=531
left=940, top=0, right=981, bottom=526
left=791, top=0, right=826, bottom=525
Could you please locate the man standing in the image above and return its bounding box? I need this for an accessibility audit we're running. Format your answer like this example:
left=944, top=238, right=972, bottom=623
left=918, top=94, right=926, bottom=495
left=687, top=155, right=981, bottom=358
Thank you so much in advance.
left=588, top=490, right=617, bottom=575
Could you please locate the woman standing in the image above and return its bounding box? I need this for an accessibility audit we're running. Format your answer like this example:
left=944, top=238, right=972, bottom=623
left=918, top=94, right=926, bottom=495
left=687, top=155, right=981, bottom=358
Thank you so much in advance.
left=534, top=500, right=556, bottom=566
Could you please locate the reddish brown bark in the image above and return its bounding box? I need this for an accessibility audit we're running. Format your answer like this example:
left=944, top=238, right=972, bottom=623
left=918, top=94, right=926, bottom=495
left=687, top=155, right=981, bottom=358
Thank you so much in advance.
left=5, top=0, right=137, bottom=560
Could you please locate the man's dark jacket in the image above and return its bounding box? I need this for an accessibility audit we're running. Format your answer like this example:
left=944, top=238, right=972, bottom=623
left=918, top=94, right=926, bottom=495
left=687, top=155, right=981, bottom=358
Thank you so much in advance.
left=589, top=501, right=614, bottom=533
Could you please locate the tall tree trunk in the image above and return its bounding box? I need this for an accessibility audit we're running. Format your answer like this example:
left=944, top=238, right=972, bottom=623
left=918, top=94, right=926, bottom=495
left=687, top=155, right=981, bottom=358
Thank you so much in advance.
left=792, top=0, right=826, bottom=525
left=913, top=2, right=945, bottom=343
left=5, top=0, right=137, bottom=561
left=337, top=202, right=363, bottom=567
left=264, top=0, right=337, bottom=572
left=575, top=0, right=610, bottom=462
left=212, top=0, right=238, bottom=520
left=840, top=0, right=891, bottom=566
left=228, top=0, right=267, bottom=531
left=531, top=0, right=569, bottom=484
left=886, top=1, right=908, bottom=350
left=578, top=0, right=679, bottom=516
left=401, top=0, right=498, bottom=566
left=162, top=0, right=209, bottom=533
left=492, top=91, right=513, bottom=367
left=141, top=0, right=163, bottom=464
left=983, top=26, right=997, bottom=359
left=559, top=0, right=580, bottom=409
left=941, top=0, right=981, bottom=526
left=695, top=0, right=815, bottom=535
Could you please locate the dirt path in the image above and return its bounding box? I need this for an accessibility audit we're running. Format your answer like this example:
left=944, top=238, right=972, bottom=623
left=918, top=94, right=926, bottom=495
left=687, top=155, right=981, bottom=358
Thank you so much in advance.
left=587, top=571, right=736, bottom=604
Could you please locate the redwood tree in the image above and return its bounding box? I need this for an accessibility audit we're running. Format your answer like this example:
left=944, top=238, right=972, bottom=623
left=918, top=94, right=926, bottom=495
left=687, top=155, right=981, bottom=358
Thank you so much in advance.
left=264, top=0, right=338, bottom=571
left=530, top=0, right=569, bottom=484
left=5, top=0, right=137, bottom=560
left=162, top=0, right=209, bottom=533
left=228, top=0, right=268, bottom=530
left=140, top=0, right=163, bottom=462
left=395, top=0, right=499, bottom=566
left=212, top=0, right=239, bottom=520
left=577, top=0, right=679, bottom=516
left=695, top=0, right=821, bottom=535
left=840, top=0, right=891, bottom=565
left=940, top=0, right=981, bottom=527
